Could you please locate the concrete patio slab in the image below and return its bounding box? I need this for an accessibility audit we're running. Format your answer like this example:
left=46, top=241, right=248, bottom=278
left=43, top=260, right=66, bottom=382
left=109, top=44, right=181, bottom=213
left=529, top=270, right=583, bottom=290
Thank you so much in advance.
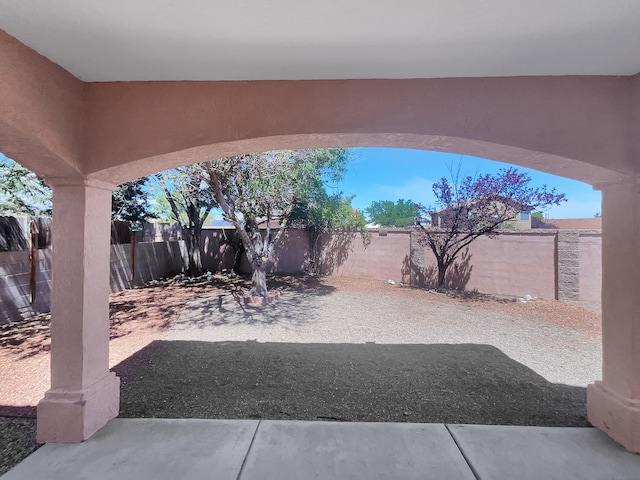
left=448, top=424, right=640, bottom=480
left=1, top=418, right=259, bottom=480
left=5, top=420, right=640, bottom=479
left=239, top=421, right=475, bottom=480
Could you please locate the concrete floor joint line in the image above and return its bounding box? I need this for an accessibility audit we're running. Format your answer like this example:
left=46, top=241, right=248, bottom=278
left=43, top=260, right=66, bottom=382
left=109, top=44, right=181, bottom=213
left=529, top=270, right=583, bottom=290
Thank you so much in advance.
left=236, top=419, right=262, bottom=480
left=445, top=424, right=481, bottom=480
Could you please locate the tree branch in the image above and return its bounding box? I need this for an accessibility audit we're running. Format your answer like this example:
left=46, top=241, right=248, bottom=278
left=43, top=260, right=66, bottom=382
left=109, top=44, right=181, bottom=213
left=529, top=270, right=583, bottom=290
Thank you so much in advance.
left=206, top=163, right=256, bottom=262
left=154, top=173, right=185, bottom=229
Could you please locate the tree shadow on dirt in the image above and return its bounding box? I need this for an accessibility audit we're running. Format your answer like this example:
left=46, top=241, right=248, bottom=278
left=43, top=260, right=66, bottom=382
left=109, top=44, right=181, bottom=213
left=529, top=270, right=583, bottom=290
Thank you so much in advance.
left=0, top=274, right=337, bottom=358
left=168, top=274, right=336, bottom=330
left=108, top=282, right=216, bottom=339
left=114, top=340, right=589, bottom=427
left=253, top=274, right=337, bottom=296
left=171, top=290, right=323, bottom=329
left=0, top=314, right=51, bottom=359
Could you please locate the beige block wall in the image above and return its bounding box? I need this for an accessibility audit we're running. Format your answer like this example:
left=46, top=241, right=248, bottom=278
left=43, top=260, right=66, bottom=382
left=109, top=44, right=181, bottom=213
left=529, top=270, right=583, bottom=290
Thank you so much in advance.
left=1, top=242, right=184, bottom=323
left=320, top=230, right=411, bottom=282
left=201, top=229, right=236, bottom=273
left=0, top=249, right=51, bottom=323
left=200, top=227, right=601, bottom=303
left=1, top=227, right=604, bottom=324
left=201, top=227, right=310, bottom=274
left=579, top=234, right=602, bottom=304
left=109, top=241, right=185, bottom=292
left=422, top=232, right=557, bottom=299
left=271, top=229, right=310, bottom=273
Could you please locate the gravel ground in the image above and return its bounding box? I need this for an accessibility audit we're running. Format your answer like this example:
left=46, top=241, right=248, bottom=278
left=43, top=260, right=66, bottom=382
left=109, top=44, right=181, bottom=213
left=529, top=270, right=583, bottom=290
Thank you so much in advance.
left=0, top=417, right=37, bottom=476
left=168, top=276, right=601, bottom=387
left=0, top=274, right=602, bottom=475
left=117, top=340, right=588, bottom=427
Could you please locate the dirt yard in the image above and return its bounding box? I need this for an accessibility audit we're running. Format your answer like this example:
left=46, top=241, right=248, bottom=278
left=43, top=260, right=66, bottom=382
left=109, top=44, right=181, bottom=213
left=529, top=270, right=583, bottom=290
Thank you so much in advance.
left=0, top=274, right=601, bottom=474
left=0, top=275, right=601, bottom=409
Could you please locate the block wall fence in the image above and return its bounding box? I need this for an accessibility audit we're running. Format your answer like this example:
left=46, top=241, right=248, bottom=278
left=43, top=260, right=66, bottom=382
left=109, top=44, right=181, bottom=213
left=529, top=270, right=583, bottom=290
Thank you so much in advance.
left=1, top=223, right=601, bottom=323
left=0, top=241, right=185, bottom=324
left=200, top=227, right=601, bottom=303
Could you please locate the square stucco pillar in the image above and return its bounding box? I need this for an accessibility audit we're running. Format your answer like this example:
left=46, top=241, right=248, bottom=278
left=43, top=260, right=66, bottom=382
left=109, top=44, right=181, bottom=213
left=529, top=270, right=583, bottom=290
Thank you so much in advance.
left=587, top=180, right=640, bottom=454
left=37, top=178, right=120, bottom=443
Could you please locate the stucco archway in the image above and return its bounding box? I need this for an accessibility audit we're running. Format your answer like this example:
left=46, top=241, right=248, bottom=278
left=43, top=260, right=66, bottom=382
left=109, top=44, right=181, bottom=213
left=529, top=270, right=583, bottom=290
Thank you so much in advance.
left=1, top=29, right=639, bottom=452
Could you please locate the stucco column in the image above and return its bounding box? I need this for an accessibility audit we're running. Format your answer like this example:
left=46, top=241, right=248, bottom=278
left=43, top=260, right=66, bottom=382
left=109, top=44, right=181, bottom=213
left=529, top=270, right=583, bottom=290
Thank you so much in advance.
left=37, top=178, right=120, bottom=443
left=587, top=179, right=640, bottom=453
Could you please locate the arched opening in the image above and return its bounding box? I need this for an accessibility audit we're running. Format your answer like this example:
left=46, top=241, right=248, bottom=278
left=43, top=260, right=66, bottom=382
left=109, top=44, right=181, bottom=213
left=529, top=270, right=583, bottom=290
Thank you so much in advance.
left=0, top=56, right=637, bottom=452
left=87, top=133, right=622, bottom=188
left=1, top=144, right=600, bottom=436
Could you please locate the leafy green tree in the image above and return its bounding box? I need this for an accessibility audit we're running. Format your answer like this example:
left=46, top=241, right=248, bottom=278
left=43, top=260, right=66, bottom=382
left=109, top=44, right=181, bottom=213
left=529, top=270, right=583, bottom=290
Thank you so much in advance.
left=417, top=167, right=566, bottom=290
left=365, top=199, right=418, bottom=227
left=290, top=192, right=368, bottom=274
left=148, top=191, right=175, bottom=222
left=111, top=178, right=157, bottom=225
left=154, top=166, right=218, bottom=276
left=0, top=156, right=52, bottom=215
left=205, top=149, right=351, bottom=296
left=2, top=155, right=158, bottom=227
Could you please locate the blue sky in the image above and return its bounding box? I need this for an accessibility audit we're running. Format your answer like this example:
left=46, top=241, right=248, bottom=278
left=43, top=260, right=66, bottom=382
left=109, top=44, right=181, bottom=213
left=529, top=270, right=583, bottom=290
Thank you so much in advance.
left=2, top=148, right=601, bottom=219
left=338, top=148, right=601, bottom=219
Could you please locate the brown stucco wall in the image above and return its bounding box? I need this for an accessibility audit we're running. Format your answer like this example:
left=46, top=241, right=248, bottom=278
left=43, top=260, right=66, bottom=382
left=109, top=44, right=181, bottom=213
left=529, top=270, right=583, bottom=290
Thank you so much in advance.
left=579, top=233, right=602, bottom=304
left=421, top=232, right=557, bottom=299
left=0, top=29, right=637, bottom=189
left=81, top=77, right=633, bottom=186
left=1, top=226, right=603, bottom=323
left=0, top=30, right=87, bottom=178
left=201, top=227, right=310, bottom=274
left=109, top=241, right=184, bottom=292
left=0, top=242, right=184, bottom=324
left=0, top=249, right=51, bottom=323
left=320, top=230, right=411, bottom=282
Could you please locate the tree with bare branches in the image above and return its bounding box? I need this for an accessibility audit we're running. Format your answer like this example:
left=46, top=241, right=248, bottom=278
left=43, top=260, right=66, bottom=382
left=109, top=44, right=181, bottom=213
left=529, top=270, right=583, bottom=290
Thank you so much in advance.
left=416, top=167, right=566, bottom=291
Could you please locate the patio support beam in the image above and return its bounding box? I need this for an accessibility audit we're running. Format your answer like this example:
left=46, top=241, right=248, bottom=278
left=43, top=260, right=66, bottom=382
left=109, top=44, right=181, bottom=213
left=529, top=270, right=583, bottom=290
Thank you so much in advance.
left=36, top=178, right=120, bottom=443
left=588, top=179, right=640, bottom=453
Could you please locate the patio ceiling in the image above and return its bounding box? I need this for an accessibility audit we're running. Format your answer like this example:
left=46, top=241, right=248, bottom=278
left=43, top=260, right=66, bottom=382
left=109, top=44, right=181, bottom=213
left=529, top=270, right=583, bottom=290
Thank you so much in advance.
left=1, top=0, right=639, bottom=82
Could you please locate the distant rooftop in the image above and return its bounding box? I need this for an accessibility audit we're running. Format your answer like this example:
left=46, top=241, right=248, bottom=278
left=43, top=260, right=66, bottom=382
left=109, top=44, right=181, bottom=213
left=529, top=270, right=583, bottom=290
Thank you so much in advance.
left=547, top=218, right=602, bottom=230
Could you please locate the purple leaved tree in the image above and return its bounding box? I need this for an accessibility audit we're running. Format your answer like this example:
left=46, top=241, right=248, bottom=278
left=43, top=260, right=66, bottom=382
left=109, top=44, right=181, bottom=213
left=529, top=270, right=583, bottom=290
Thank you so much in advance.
left=416, top=167, right=566, bottom=291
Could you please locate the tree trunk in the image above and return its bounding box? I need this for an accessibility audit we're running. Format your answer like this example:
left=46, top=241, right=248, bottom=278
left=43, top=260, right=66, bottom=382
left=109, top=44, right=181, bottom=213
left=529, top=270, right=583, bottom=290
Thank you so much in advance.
left=249, top=260, right=268, bottom=297
left=436, top=259, right=447, bottom=291
left=231, top=234, right=245, bottom=275
left=183, top=226, right=203, bottom=277
left=233, top=249, right=243, bottom=275
left=307, top=228, right=320, bottom=275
